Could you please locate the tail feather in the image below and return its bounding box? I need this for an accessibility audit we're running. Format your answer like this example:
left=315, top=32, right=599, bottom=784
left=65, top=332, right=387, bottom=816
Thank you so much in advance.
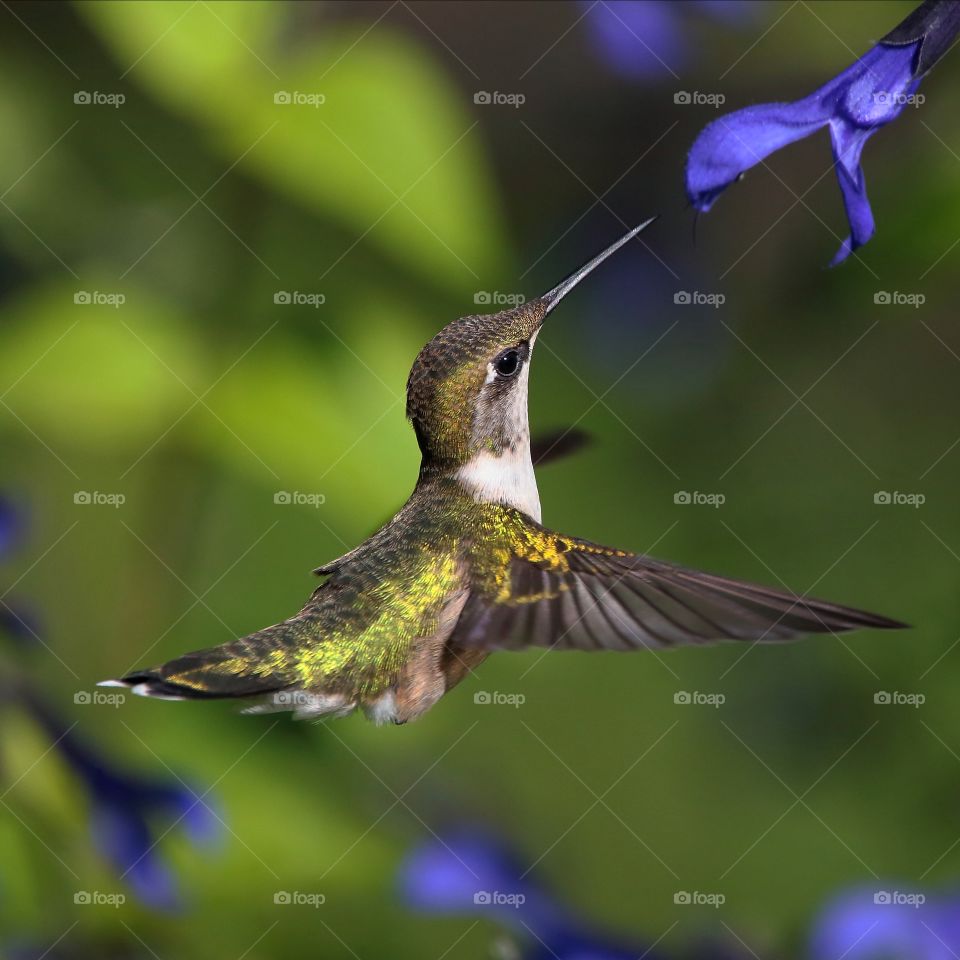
left=104, top=624, right=302, bottom=702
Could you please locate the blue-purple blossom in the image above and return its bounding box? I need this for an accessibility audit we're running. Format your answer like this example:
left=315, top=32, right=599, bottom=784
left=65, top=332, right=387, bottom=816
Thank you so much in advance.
left=399, top=826, right=667, bottom=960
left=0, top=496, right=40, bottom=646
left=584, top=1, right=758, bottom=79
left=585, top=1, right=686, bottom=78
left=27, top=693, right=219, bottom=910
left=2, top=495, right=217, bottom=910
left=0, top=495, right=23, bottom=558
left=811, top=886, right=960, bottom=960
left=0, top=601, right=41, bottom=647
left=400, top=827, right=561, bottom=934
left=686, top=0, right=960, bottom=264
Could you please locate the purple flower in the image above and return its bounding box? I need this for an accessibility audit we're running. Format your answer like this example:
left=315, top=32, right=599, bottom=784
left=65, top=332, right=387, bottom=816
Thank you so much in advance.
left=0, top=602, right=41, bottom=647
left=400, top=827, right=561, bottom=933
left=811, top=886, right=960, bottom=960
left=26, top=693, right=219, bottom=910
left=686, top=0, right=960, bottom=264
left=0, top=496, right=40, bottom=647
left=2, top=496, right=218, bottom=912
left=0, top=495, right=23, bottom=558
left=584, top=1, right=686, bottom=78
left=584, top=1, right=758, bottom=79
left=399, top=826, right=667, bottom=960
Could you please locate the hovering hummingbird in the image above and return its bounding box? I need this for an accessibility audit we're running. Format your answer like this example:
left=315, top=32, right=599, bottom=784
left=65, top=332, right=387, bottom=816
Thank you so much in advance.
left=103, top=221, right=905, bottom=724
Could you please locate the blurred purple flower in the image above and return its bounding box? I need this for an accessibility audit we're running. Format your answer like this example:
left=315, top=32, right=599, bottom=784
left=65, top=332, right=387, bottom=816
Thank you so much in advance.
left=0, top=496, right=40, bottom=646
left=686, top=0, right=960, bottom=264
left=584, top=1, right=685, bottom=78
left=584, top=1, right=757, bottom=79
left=2, top=495, right=217, bottom=912
left=0, top=602, right=41, bottom=647
left=811, top=886, right=960, bottom=960
left=584, top=1, right=758, bottom=79
left=400, top=826, right=666, bottom=960
left=0, top=495, right=23, bottom=558
left=27, top=693, right=219, bottom=910
left=401, top=827, right=559, bottom=932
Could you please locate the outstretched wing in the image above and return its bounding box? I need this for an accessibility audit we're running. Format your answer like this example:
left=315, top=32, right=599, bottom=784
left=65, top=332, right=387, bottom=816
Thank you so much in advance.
left=453, top=518, right=905, bottom=652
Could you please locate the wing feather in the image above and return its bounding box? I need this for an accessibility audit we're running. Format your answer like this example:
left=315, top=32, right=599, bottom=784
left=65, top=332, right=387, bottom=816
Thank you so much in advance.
left=454, top=516, right=906, bottom=652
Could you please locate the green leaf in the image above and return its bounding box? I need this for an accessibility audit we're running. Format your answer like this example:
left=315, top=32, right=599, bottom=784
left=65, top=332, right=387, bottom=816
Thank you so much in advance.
left=79, top=1, right=506, bottom=289
left=0, top=282, right=207, bottom=448
left=193, top=304, right=421, bottom=523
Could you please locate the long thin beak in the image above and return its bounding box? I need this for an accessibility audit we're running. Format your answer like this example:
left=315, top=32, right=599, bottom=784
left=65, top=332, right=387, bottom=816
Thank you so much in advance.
left=540, top=217, right=657, bottom=315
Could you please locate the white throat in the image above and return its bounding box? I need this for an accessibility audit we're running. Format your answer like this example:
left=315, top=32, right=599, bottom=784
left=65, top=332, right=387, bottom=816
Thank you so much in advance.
left=456, top=444, right=541, bottom=521
left=454, top=344, right=541, bottom=521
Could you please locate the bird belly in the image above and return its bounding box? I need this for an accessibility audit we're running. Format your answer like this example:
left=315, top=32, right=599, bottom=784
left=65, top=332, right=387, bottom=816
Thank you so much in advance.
left=243, top=690, right=357, bottom=720
left=360, top=581, right=470, bottom=724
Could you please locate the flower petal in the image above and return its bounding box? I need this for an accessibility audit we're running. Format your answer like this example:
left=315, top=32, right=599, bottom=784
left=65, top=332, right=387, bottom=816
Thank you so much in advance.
left=827, top=123, right=875, bottom=265
left=25, top=694, right=220, bottom=910
left=0, top=496, right=24, bottom=559
left=401, top=829, right=525, bottom=913
left=0, top=601, right=41, bottom=646
left=686, top=100, right=830, bottom=210
left=832, top=42, right=920, bottom=128
left=584, top=1, right=686, bottom=79
left=90, top=804, right=180, bottom=910
left=399, top=828, right=565, bottom=939
left=585, top=0, right=761, bottom=80
left=686, top=35, right=926, bottom=265
left=169, top=784, right=222, bottom=845
left=811, top=887, right=960, bottom=960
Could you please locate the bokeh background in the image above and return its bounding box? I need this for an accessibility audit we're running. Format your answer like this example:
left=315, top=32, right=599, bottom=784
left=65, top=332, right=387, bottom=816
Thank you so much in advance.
left=1, top=1, right=958, bottom=957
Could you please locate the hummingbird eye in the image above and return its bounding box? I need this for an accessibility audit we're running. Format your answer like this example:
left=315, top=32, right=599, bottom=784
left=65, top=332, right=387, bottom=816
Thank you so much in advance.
left=493, top=348, right=522, bottom=379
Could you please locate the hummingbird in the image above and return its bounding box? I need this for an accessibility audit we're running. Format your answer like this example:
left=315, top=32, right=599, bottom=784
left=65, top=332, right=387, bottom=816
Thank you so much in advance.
left=102, top=221, right=905, bottom=724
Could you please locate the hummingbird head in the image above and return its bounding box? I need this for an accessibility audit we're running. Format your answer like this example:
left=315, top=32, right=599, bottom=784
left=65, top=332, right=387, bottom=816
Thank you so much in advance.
left=406, top=220, right=655, bottom=517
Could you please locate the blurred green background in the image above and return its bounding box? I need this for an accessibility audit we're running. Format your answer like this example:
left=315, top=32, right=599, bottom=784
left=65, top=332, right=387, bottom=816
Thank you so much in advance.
left=1, top=0, right=959, bottom=956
